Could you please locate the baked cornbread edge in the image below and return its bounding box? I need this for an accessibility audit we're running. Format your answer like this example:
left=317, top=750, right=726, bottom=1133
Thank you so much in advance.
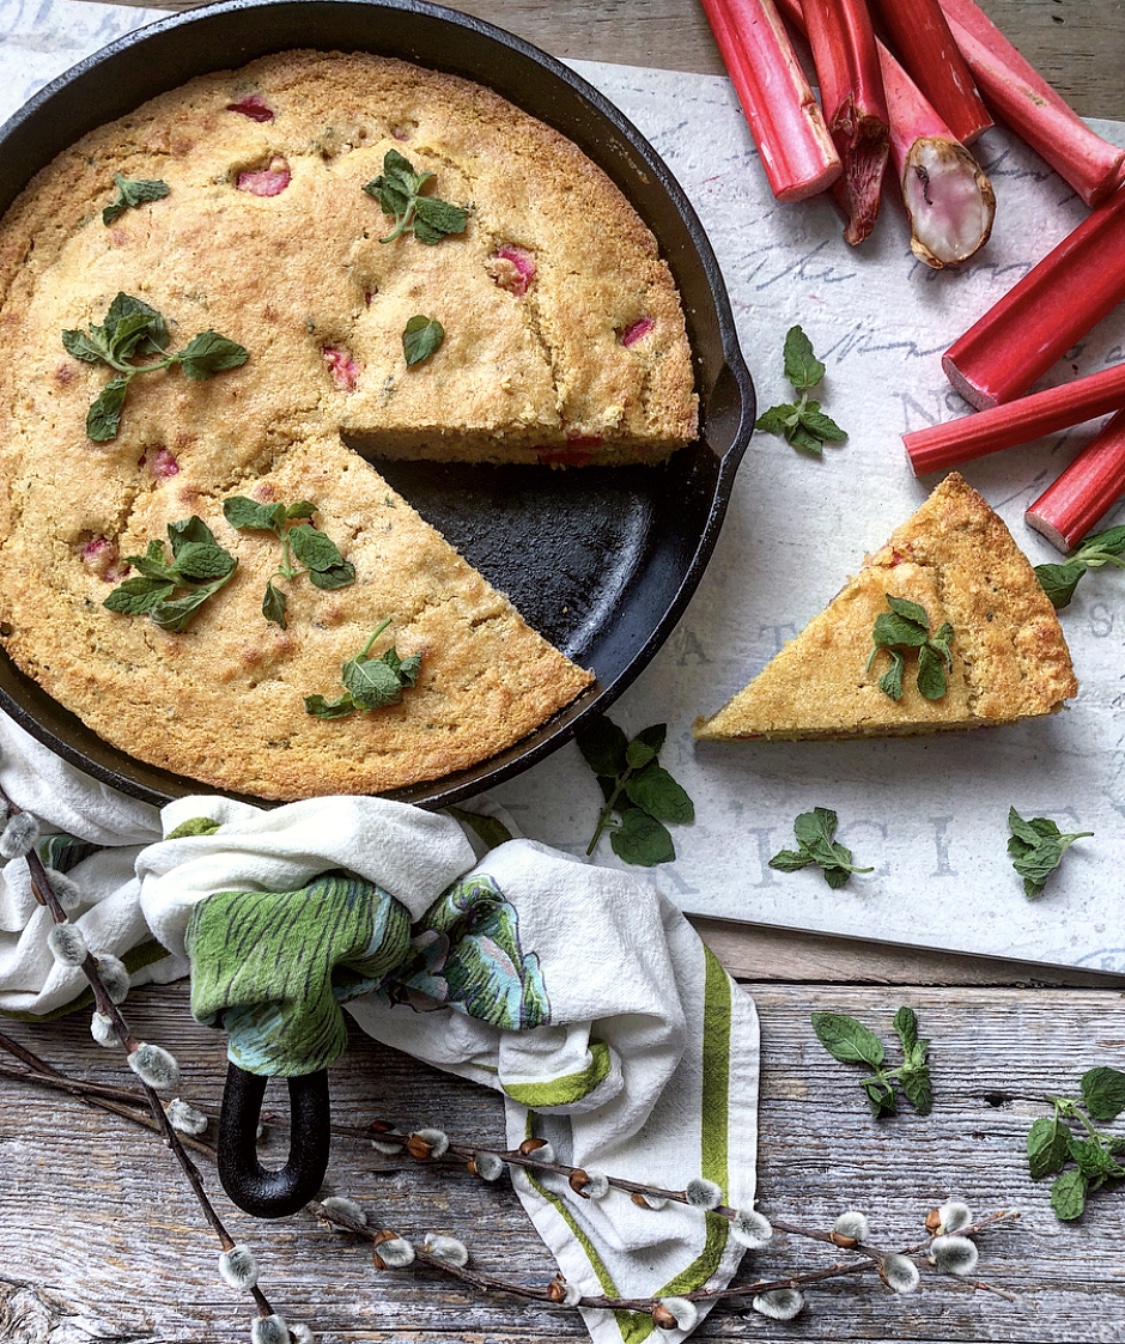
left=693, top=473, right=1078, bottom=741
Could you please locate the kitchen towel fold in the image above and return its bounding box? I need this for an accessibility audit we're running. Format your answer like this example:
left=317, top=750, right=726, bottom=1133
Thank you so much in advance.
left=0, top=709, right=759, bottom=1344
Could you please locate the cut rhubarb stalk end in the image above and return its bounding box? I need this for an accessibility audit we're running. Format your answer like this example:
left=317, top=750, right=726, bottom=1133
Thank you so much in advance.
left=1026, top=409, right=1125, bottom=551
left=801, top=0, right=890, bottom=245
left=322, top=346, right=360, bottom=393
left=900, top=137, right=995, bottom=268
left=700, top=0, right=841, bottom=201
left=226, top=94, right=275, bottom=123
left=236, top=156, right=291, bottom=196
left=944, top=184, right=1125, bottom=409
left=488, top=245, right=536, bottom=296
left=904, top=361, right=1125, bottom=476
left=621, top=317, right=655, bottom=347
left=870, top=0, right=991, bottom=145
left=941, top=0, right=1125, bottom=208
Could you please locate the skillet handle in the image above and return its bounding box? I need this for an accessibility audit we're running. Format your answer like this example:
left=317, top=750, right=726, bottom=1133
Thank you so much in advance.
left=217, top=1061, right=331, bottom=1218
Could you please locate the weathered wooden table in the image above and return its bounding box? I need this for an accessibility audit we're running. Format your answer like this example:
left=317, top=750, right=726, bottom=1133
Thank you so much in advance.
left=2, top=1, right=1124, bottom=1340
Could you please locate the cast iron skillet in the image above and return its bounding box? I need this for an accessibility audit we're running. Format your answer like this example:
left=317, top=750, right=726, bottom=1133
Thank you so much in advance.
left=0, top=0, right=755, bottom=1216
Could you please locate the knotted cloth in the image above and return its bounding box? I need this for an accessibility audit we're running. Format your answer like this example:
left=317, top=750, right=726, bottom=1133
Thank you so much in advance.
left=0, top=711, right=759, bottom=1343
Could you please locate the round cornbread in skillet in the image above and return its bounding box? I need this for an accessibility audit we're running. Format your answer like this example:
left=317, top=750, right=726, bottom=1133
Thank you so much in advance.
left=0, top=50, right=698, bottom=799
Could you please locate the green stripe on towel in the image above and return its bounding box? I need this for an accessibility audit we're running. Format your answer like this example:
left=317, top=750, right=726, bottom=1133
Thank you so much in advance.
left=501, top=1039, right=612, bottom=1108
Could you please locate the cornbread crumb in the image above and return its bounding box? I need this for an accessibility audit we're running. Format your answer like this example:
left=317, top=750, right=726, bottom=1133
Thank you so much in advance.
left=694, top=473, right=1077, bottom=741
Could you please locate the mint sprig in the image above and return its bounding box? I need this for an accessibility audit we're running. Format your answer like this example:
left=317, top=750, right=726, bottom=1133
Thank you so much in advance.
left=1035, top=524, right=1125, bottom=610
left=769, top=806, right=873, bottom=889
left=222, top=497, right=355, bottom=629
left=402, top=315, right=445, bottom=367
left=102, top=173, right=170, bottom=225
left=811, top=1007, right=933, bottom=1119
left=362, top=149, right=469, bottom=245
left=304, top=619, right=421, bottom=719
left=866, top=594, right=953, bottom=701
left=102, top=517, right=237, bottom=632
left=754, top=325, right=847, bottom=456
left=62, top=293, right=247, bottom=441
left=1027, top=1068, right=1125, bottom=1221
left=577, top=717, right=694, bottom=867
left=1007, top=807, right=1092, bottom=899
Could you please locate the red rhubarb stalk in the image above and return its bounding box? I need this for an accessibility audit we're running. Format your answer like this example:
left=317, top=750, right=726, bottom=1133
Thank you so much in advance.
left=699, top=0, right=841, bottom=201
left=940, top=0, right=1125, bottom=208
left=801, top=0, right=890, bottom=244
left=904, top=362, right=1125, bottom=476
left=943, top=184, right=1125, bottom=409
left=869, top=0, right=991, bottom=145
left=1026, top=410, right=1125, bottom=551
left=776, top=0, right=993, bottom=266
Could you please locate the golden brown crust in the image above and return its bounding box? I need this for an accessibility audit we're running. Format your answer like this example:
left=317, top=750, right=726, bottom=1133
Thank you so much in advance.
left=0, top=50, right=708, bottom=797
left=693, top=473, right=1077, bottom=741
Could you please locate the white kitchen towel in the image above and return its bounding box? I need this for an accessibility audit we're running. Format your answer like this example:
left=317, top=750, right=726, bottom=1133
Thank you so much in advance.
left=0, top=710, right=759, bottom=1344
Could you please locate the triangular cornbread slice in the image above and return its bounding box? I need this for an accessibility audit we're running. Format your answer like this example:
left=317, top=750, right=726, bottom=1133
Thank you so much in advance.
left=694, top=473, right=1076, bottom=741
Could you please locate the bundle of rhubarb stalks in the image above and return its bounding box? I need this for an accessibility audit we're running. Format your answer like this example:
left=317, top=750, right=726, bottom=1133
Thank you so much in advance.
left=704, top=0, right=1125, bottom=551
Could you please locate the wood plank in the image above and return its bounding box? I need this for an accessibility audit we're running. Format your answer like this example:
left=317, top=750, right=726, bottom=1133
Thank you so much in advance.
left=1, top=983, right=1123, bottom=1341
left=95, top=0, right=1125, bottom=118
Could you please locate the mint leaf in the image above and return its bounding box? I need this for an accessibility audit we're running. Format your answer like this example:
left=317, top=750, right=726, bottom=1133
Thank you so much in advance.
left=86, top=377, right=129, bottom=441
left=1081, top=1067, right=1125, bottom=1122
left=798, top=402, right=846, bottom=443
left=167, top=516, right=220, bottom=555
left=363, top=149, right=468, bottom=244
left=402, top=315, right=445, bottom=366
left=222, top=496, right=284, bottom=533
left=103, top=518, right=236, bottom=629
left=102, top=292, right=169, bottom=356
left=754, top=403, right=799, bottom=436
left=624, top=763, right=695, bottom=825
left=1027, top=1115, right=1071, bottom=1180
left=102, top=577, right=175, bottom=615
left=306, top=622, right=421, bottom=720
left=771, top=807, right=872, bottom=887
left=862, top=1074, right=898, bottom=1119
left=102, top=173, right=170, bottom=225
left=893, top=1006, right=919, bottom=1054
left=916, top=643, right=949, bottom=700
left=576, top=716, right=629, bottom=778
left=62, top=327, right=111, bottom=364
left=767, top=848, right=810, bottom=873
left=878, top=648, right=906, bottom=701
left=1035, top=560, right=1086, bottom=610
left=447, top=806, right=514, bottom=851
left=1035, top=525, right=1125, bottom=610
left=610, top=808, right=676, bottom=866
left=149, top=584, right=224, bottom=633
left=285, top=501, right=317, bottom=520
left=304, top=692, right=359, bottom=719
left=811, top=1012, right=885, bottom=1069
left=782, top=325, right=826, bottom=390
left=869, top=594, right=953, bottom=702
left=262, top=580, right=288, bottom=628
left=1050, top=1168, right=1088, bottom=1221
left=289, top=525, right=347, bottom=573
left=343, top=654, right=404, bottom=709
left=1007, top=807, right=1092, bottom=898
left=308, top=562, right=357, bottom=591
left=178, top=330, right=249, bottom=381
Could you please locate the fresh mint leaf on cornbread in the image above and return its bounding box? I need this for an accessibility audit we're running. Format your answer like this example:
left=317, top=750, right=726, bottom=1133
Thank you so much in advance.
left=402, top=315, right=445, bottom=367
left=754, top=326, right=847, bottom=456
left=222, top=497, right=354, bottom=629
left=363, top=149, right=468, bottom=244
left=305, top=620, right=421, bottom=719
left=867, top=595, right=953, bottom=702
left=63, top=293, right=247, bottom=441
left=578, top=717, right=694, bottom=866
left=102, top=173, right=170, bottom=225
left=103, top=517, right=237, bottom=631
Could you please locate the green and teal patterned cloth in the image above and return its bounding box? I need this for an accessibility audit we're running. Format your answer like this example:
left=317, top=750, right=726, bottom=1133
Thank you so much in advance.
left=1, top=710, right=760, bottom=1344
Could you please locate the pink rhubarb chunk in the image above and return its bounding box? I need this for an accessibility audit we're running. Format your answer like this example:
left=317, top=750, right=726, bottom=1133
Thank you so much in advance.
left=143, top=446, right=179, bottom=480
left=621, top=317, right=654, bottom=347
left=237, top=156, right=291, bottom=196
left=226, top=95, right=275, bottom=123
left=537, top=433, right=603, bottom=467
left=490, top=245, right=537, bottom=297
left=323, top=346, right=360, bottom=393
left=81, top=537, right=128, bottom=583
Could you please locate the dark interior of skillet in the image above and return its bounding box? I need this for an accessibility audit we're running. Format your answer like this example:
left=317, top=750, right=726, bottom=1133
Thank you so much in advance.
left=0, top=0, right=755, bottom=809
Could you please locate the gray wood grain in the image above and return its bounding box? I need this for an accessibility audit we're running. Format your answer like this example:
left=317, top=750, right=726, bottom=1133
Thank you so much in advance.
left=2, top=983, right=1123, bottom=1342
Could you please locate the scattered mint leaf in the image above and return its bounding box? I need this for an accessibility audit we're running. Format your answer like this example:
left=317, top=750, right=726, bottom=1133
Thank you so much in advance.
left=1050, top=1168, right=1088, bottom=1221
left=62, top=292, right=247, bottom=440
left=867, top=594, right=953, bottom=701
left=812, top=1007, right=932, bottom=1119
left=1081, top=1067, right=1125, bottom=1122
left=754, top=325, right=847, bottom=456
left=222, top=496, right=354, bottom=629
left=1006, top=807, right=1092, bottom=899
left=578, top=716, right=693, bottom=866
left=1035, top=525, right=1125, bottom=610
left=402, top=315, right=445, bottom=367
left=1027, top=1115, right=1071, bottom=1181
left=362, top=149, right=469, bottom=244
left=102, top=173, right=170, bottom=225
left=102, top=517, right=238, bottom=630
left=769, top=806, right=873, bottom=888
left=304, top=619, right=421, bottom=720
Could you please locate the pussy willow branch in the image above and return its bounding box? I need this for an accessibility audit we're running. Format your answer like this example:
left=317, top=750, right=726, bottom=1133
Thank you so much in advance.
left=0, top=785, right=272, bottom=1317
left=0, top=1031, right=1019, bottom=1319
